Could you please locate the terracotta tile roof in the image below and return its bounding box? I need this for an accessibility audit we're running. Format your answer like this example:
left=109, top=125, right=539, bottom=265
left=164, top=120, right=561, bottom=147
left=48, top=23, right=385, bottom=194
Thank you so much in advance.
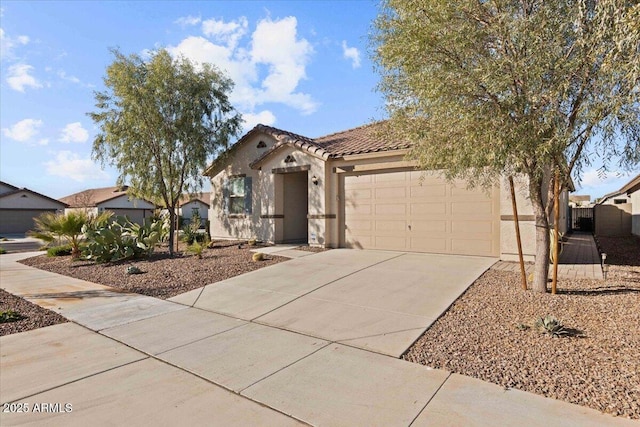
left=59, top=186, right=154, bottom=207
left=205, top=122, right=413, bottom=174
left=313, top=122, right=413, bottom=157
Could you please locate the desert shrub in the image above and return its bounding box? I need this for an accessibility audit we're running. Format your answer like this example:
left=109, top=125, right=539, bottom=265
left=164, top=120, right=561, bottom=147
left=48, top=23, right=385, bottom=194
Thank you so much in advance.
left=82, top=216, right=163, bottom=263
left=252, top=252, right=265, bottom=262
left=28, top=211, right=111, bottom=259
left=0, top=310, right=25, bottom=323
left=0, top=247, right=6, bottom=255
left=47, top=245, right=73, bottom=257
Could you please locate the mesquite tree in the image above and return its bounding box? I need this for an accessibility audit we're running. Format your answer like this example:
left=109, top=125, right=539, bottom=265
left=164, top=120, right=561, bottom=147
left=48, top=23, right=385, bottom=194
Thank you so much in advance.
left=373, top=0, right=639, bottom=292
left=90, top=49, right=242, bottom=254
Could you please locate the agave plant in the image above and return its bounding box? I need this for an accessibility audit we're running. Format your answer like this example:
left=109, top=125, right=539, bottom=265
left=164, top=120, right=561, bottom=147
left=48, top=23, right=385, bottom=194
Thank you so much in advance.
left=535, top=315, right=570, bottom=337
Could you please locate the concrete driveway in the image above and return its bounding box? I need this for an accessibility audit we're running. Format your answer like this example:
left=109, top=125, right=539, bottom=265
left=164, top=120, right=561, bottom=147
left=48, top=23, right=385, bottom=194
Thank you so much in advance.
left=170, top=249, right=497, bottom=357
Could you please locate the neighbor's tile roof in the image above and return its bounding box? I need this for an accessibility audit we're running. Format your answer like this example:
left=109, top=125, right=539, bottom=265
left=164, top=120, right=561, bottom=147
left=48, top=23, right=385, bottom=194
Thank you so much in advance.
left=59, top=186, right=154, bottom=207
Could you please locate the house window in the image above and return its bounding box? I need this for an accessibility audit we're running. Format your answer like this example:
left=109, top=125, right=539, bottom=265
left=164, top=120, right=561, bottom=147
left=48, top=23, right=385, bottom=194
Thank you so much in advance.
left=229, top=177, right=245, bottom=214
left=284, top=155, right=296, bottom=163
left=225, top=176, right=252, bottom=215
left=613, top=198, right=627, bottom=204
left=257, top=140, right=267, bottom=148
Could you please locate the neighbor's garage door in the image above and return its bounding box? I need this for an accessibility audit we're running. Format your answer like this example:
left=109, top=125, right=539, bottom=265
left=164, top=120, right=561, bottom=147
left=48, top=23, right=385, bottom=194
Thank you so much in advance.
left=343, top=170, right=500, bottom=257
left=0, top=209, right=55, bottom=234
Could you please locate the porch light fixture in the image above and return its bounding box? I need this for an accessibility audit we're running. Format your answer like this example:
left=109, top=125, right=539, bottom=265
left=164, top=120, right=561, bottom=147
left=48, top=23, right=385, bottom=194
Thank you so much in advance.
left=311, top=175, right=319, bottom=185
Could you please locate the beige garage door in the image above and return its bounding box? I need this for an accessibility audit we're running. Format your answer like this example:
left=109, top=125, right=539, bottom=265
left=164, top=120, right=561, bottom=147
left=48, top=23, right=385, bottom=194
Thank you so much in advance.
left=343, top=170, right=500, bottom=256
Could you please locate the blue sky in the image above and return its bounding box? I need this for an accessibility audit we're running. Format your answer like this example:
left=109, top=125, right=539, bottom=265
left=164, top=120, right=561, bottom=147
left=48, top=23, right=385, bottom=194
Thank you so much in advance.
left=0, top=1, right=636, bottom=200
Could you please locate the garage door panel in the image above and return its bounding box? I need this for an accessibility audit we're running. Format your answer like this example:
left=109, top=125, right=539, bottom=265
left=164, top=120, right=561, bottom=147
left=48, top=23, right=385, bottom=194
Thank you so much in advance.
left=347, top=220, right=372, bottom=232
left=375, top=204, right=406, bottom=215
left=348, top=203, right=371, bottom=215
left=452, top=220, right=493, bottom=233
left=451, top=201, right=493, bottom=215
left=346, top=188, right=372, bottom=200
left=375, top=220, right=407, bottom=232
left=374, top=236, right=406, bottom=250
left=410, top=184, right=446, bottom=198
left=411, top=203, right=447, bottom=215
left=411, top=220, right=447, bottom=233
left=410, top=238, right=447, bottom=252
left=344, top=171, right=499, bottom=257
left=375, top=187, right=406, bottom=199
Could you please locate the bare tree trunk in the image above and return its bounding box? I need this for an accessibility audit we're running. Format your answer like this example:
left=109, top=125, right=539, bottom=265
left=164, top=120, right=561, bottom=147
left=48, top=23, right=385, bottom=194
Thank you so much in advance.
left=530, top=177, right=550, bottom=293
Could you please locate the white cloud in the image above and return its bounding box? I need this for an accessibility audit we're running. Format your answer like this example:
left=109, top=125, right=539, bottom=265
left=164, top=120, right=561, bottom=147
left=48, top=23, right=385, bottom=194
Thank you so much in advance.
left=37, top=138, right=49, bottom=146
left=6, top=63, right=42, bottom=92
left=44, top=151, right=109, bottom=182
left=168, top=15, right=318, bottom=116
left=0, top=27, right=30, bottom=60
left=57, top=70, right=80, bottom=84
left=202, top=17, right=248, bottom=49
left=2, top=118, right=43, bottom=142
left=59, top=122, right=89, bottom=143
left=242, top=110, right=276, bottom=131
left=578, top=168, right=629, bottom=189
left=175, top=15, right=201, bottom=27
left=341, top=40, right=361, bottom=69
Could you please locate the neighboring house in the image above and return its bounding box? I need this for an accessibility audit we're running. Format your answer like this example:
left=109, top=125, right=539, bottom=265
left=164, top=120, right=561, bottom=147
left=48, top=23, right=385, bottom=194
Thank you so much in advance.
left=595, top=174, right=640, bottom=237
left=179, top=193, right=210, bottom=227
left=569, top=194, right=591, bottom=207
left=0, top=181, right=68, bottom=235
left=205, top=123, right=570, bottom=262
left=59, top=185, right=156, bottom=225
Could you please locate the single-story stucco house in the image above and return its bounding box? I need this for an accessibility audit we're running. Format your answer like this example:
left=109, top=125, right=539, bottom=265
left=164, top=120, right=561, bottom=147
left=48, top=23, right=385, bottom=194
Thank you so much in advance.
left=0, top=181, right=68, bottom=235
left=205, top=123, right=569, bottom=261
left=59, top=185, right=156, bottom=226
left=595, top=173, right=640, bottom=237
left=179, top=193, right=210, bottom=226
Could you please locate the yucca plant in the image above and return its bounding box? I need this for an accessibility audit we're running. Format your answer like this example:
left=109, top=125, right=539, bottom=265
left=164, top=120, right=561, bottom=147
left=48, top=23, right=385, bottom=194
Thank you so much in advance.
left=535, top=315, right=570, bottom=338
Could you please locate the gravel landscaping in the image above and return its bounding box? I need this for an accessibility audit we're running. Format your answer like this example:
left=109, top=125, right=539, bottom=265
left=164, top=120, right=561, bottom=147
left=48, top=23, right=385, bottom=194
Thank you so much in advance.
left=403, top=235, right=640, bottom=420
left=19, top=241, right=288, bottom=300
left=0, top=289, right=67, bottom=336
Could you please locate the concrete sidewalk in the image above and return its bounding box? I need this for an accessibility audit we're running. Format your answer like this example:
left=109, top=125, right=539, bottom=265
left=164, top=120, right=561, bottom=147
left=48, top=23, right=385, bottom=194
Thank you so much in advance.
left=1, top=252, right=634, bottom=426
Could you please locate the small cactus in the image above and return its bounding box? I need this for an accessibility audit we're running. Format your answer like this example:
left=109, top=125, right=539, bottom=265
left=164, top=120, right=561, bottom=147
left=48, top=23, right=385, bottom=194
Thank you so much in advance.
left=252, top=252, right=265, bottom=262
left=126, top=265, right=143, bottom=275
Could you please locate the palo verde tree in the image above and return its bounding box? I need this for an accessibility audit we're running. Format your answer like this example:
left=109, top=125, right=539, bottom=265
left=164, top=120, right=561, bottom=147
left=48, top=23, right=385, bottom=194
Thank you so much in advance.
left=373, top=0, right=639, bottom=292
left=89, top=49, right=242, bottom=254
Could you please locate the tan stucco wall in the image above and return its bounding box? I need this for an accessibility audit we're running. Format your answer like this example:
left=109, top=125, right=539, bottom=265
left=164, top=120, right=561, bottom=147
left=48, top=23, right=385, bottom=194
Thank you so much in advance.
left=0, top=191, right=66, bottom=210
left=595, top=203, right=632, bottom=237
left=631, top=190, right=640, bottom=237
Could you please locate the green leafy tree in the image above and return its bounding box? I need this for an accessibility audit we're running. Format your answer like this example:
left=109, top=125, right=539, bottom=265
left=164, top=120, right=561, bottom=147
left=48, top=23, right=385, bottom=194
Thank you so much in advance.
left=28, top=211, right=112, bottom=258
left=373, top=0, right=639, bottom=292
left=89, top=49, right=242, bottom=255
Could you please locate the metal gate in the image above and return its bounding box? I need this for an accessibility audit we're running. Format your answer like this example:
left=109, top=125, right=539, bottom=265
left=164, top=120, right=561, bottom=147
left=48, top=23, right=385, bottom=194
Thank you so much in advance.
left=571, top=207, right=594, bottom=231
